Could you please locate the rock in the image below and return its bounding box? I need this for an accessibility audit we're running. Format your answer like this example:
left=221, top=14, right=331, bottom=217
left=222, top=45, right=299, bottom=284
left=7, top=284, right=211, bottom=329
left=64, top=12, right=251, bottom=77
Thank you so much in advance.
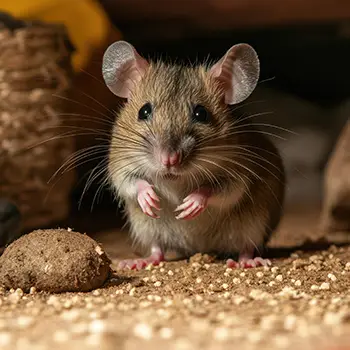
left=321, top=119, right=350, bottom=242
left=0, top=229, right=112, bottom=293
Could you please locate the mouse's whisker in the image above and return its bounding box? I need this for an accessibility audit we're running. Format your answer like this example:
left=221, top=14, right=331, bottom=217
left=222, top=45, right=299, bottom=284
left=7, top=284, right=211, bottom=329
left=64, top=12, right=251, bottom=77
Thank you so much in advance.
left=196, top=157, right=253, bottom=191
left=187, top=167, right=201, bottom=191
left=85, top=163, right=110, bottom=212
left=110, top=130, right=151, bottom=149
left=60, top=152, right=108, bottom=177
left=50, top=145, right=109, bottom=181
left=230, top=149, right=284, bottom=175
left=231, top=152, right=283, bottom=183
left=76, top=88, right=117, bottom=116
left=90, top=175, right=110, bottom=211
left=109, top=139, right=149, bottom=152
left=232, top=111, right=274, bottom=126
left=200, top=145, right=283, bottom=175
left=206, top=154, right=282, bottom=206
left=22, top=130, right=109, bottom=156
left=199, top=144, right=281, bottom=158
left=192, top=163, right=223, bottom=193
left=229, top=100, right=268, bottom=113
left=43, top=125, right=112, bottom=138
left=109, top=157, right=148, bottom=179
left=79, top=69, right=106, bottom=86
left=115, top=122, right=154, bottom=148
left=231, top=129, right=287, bottom=141
left=56, top=113, right=115, bottom=127
left=230, top=122, right=296, bottom=135
left=109, top=159, right=149, bottom=195
left=52, top=94, right=112, bottom=120
left=109, top=146, right=147, bottom=155
left=199, top=129, right=286, bottom=146
left=204, top=154, right=263, bottom=182
left=79, top=158, right=109, bottom=210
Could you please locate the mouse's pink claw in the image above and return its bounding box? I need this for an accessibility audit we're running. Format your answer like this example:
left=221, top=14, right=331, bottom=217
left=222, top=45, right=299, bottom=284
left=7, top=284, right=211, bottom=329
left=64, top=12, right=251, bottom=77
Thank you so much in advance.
left=136, top=180, right=160, bottom=218
left=174, top=188, right=211, bottom=220
left=226, top=257, right=272, bottom=269
left=118, top=246, right=164, bottom=270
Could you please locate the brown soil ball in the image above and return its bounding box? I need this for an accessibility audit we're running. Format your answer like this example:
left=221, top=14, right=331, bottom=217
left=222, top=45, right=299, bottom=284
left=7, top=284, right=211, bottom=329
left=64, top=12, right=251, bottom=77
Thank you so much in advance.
left=0, top=229, right=112, bottom=293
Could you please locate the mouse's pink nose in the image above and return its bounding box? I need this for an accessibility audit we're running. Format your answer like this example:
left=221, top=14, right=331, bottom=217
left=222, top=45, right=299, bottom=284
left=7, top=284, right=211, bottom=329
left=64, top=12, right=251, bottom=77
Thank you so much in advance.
left=160, top=151, right=181, bottom=167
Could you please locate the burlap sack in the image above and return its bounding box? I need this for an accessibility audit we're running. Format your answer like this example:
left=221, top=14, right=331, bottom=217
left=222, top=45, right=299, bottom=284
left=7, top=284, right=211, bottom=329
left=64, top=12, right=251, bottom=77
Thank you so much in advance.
left=0, top=13, right=75, bottom=230
left=321, top=119, right=350, bottom=242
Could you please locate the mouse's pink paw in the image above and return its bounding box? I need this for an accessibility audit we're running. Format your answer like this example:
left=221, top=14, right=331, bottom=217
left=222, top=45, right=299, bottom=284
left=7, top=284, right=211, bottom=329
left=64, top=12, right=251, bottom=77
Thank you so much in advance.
left=226, top=257, right=272, bottom=269
left=118, top=257, right=162, bottom=270
left=118, top=248, right=164, bottom=270
left=174, top=188, right=211, bottom=220
left=136, top=180, right=160, bottom=218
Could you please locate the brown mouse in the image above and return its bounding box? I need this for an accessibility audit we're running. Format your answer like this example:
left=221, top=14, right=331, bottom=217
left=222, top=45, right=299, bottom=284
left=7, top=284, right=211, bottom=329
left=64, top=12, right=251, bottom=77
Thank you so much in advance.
left=102, top=41, right=285, bottom=270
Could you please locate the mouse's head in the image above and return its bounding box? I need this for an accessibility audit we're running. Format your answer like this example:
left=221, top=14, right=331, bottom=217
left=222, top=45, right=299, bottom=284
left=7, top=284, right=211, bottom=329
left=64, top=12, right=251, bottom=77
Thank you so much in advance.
left=103, top=41, right=260, bottom=182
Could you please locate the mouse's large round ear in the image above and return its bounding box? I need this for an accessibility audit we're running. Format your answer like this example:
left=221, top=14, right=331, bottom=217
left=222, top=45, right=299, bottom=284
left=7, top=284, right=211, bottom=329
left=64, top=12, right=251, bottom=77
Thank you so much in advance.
left=210, top=44, right=260, bottom=105
left=102, top=41, right=149, bottom=99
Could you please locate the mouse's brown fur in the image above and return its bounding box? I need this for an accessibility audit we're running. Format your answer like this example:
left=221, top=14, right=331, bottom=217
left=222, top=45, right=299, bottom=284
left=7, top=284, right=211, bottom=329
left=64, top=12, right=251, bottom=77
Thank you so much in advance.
left=103, top=41, right=285, bottom=267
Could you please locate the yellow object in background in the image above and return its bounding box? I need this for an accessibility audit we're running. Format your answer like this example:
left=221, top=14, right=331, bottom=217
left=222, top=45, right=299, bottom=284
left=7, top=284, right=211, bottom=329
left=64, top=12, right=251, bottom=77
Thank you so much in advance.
left=1, top=0, right=118, bottom=71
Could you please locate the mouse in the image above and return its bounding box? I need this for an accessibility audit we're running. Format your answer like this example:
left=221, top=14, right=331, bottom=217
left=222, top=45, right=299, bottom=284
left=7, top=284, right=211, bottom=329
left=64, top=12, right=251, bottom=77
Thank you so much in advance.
left=102, top=40, right=285, bottom=270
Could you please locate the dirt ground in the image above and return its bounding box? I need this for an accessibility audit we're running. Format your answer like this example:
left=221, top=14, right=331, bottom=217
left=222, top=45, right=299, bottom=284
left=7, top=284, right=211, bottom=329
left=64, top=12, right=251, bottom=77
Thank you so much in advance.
left=1, top=204, right=350, bottom=350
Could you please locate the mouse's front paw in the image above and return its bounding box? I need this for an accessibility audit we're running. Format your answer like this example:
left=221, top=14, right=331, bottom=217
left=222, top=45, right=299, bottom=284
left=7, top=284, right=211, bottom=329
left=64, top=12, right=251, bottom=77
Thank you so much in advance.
left=136, top=180, right=161, bottom=218
left=174, top=188, right=211, bottom=220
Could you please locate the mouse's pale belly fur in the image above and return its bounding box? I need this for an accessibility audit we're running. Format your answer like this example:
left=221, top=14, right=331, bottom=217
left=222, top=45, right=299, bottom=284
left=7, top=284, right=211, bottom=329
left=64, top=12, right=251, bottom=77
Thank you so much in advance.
left=124, top=177, right=280, bottom=257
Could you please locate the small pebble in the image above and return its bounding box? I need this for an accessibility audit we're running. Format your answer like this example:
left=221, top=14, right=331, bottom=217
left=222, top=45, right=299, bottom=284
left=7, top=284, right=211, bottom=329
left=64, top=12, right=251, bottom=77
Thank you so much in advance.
left=133, top=323, right=153, bottom=340
left=284, top=315, right=297, bottom=330
left=320, top=282, right=330, bottom=290
left=159, top=327, right=173, bottom=339
left=213, top=327, right=229, bottom=341
left=154, top=281, right=162, bottom=287
left=0, top=332, right=11, bottom=346
left=256, top=272, right=264, bottom=278
left=327, top=273, right=337, bottom=282
left=294, top=280, right=302, bottom=287
left=248, top=331, right=262, bottom=343
left=53, top=330, right=69, bottom=343
left=61, top=310, right=80, bottom=322
left=89, top=320, right=105, bottom=333
left=16, top=316, right=33, bottom=328
left=275, top=275, right=283, bottom=282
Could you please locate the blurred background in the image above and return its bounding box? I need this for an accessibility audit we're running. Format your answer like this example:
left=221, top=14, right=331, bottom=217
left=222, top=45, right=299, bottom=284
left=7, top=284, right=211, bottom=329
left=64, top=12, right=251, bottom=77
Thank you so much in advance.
left=1, top=0, right=350, bottom=239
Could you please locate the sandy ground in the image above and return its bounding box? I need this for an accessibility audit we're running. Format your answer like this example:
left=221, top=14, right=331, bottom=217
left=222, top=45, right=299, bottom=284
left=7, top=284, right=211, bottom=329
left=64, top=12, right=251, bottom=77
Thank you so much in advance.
left=1, top=204, right=350, bottom=350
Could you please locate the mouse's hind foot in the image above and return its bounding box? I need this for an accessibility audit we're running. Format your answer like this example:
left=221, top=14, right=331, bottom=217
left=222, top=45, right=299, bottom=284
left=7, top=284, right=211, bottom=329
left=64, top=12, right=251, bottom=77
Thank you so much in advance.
left=226, top=248, right=271, bottom=269
left=226, top=257, right=271, bottom=269
left=118, top=246, right=164, bottom=270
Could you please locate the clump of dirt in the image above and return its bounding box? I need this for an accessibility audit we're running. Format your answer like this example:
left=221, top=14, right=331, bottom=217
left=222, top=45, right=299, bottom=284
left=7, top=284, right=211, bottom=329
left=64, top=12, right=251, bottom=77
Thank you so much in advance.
left=0, top=229, right=111, bottom=293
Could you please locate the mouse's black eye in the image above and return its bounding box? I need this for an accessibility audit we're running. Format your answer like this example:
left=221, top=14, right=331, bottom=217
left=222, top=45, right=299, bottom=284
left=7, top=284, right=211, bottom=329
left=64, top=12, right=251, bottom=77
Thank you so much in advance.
left=192, top=105, right=210, bottom=123
left=138, top=103, right=152, bottom=121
